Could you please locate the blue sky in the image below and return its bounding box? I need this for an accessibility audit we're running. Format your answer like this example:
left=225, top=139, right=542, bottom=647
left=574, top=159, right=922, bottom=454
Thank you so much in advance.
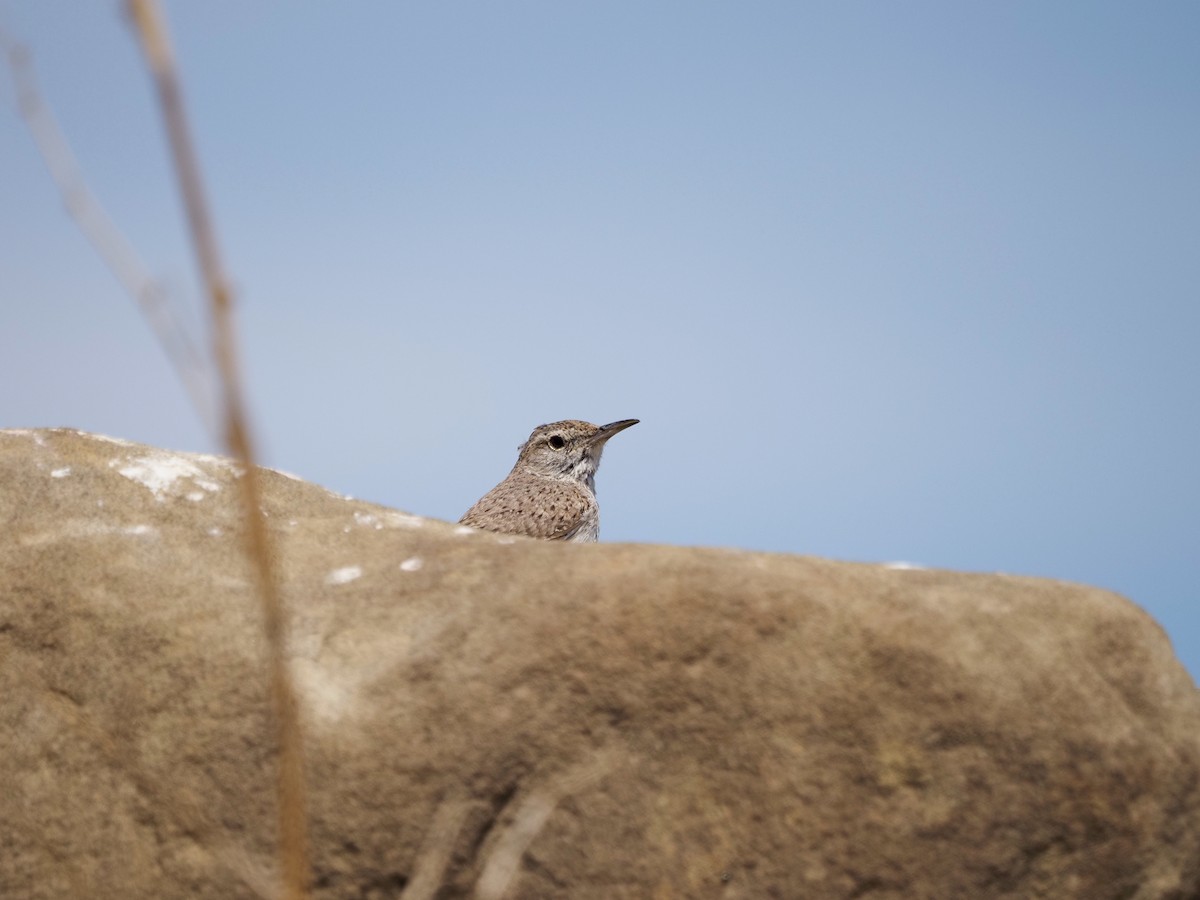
left=2, top=3, right=1197, bottom=681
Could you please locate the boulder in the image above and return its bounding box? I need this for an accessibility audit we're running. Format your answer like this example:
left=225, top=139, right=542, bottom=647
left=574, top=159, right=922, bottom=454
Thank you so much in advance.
left=1, top=427, right=1197, bottom=899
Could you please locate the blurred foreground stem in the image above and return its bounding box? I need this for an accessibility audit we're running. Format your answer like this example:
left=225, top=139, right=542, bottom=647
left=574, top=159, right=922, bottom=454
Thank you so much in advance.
left=126, top=2, right=310, bottom=897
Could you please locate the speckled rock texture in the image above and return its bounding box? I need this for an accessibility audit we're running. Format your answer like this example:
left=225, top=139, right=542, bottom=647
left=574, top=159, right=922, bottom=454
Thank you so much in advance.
left=2, top=428, right=1198, bottom=900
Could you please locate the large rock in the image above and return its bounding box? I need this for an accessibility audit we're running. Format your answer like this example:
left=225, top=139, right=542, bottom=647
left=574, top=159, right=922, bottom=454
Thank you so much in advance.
left=1, top=427, right=1197, bottom=900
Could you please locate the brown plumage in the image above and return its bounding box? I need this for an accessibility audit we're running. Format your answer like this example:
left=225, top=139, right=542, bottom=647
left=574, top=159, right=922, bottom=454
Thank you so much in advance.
left=459, top=419, right=638, bottom=542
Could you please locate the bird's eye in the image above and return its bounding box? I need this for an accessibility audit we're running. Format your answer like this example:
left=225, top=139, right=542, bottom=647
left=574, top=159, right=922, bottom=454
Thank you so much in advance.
left=548, top=434, right=566, bottom=450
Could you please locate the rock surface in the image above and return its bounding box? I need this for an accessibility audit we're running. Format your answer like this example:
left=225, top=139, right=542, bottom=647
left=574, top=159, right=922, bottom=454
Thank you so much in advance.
left=1, top=427, right=1198, bottom=900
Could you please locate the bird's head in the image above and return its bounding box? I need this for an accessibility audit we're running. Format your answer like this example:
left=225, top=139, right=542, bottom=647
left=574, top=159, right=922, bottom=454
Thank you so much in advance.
left=515, top=418, right=638, bottom=486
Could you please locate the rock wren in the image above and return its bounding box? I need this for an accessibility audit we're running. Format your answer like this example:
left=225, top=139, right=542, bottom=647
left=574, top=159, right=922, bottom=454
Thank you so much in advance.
left=459, top=419, right=638, bottom=542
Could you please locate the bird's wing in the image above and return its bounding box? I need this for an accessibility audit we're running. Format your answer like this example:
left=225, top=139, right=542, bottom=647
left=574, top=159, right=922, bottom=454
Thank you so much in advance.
left=459, top=476, right=593, bottom=541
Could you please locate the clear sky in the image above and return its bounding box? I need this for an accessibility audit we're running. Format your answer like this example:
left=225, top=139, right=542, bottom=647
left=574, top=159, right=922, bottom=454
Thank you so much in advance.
left=2, top=3, right=1197, bottom=682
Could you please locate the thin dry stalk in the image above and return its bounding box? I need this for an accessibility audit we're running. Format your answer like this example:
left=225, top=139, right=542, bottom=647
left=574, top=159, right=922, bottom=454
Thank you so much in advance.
left=474, top=749, right=621, bottom=900
left=124, top=3, right=311, bottom=898
left=400, top=797, right=473, bottom=900
left=0, top=27, right=215, bottom=433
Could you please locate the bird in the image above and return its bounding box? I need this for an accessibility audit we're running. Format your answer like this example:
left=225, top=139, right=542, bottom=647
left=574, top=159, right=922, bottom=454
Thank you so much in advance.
left=459, top=419, right=638, bottom=542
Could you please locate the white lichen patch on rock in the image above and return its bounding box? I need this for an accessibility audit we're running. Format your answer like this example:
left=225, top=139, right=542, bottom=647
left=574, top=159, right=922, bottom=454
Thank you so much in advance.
left=351, top=510, right=428, bottom=530
left=190, top=453, right=245, bottom=477
left=111, top=452, right=225, bottom=502
left=325, top=565, right=363, bottom=586
left=381, top=511, right=424, bottom=529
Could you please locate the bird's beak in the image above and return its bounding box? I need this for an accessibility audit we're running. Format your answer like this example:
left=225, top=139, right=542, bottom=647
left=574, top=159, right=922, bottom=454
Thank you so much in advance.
left=592, top=419, right=639, bottom=445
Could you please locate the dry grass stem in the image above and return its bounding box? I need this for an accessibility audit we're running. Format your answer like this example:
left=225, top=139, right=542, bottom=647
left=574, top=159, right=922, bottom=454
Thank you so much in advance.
left=0, top=27, right=215, bottom=433
left=400, top=797, right=473, bottom=900
left=124, top=2, right=311, bottom=898
left=474, top=749, right=621, bottom=900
